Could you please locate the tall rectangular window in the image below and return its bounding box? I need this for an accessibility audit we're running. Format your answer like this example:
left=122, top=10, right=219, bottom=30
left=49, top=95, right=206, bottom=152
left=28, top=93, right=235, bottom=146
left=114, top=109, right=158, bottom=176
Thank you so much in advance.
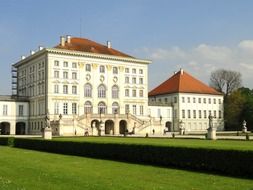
left=204, top=110, right=207, bottom=118
left=140, top=105, right=144, bottom=115
left=188, top=110, right=191, bottom=118
left=139, top=69, right=143, bottom=74
left=18, top=105, right=24, bottom=116
left=54, top=71, right=59, bottom=78
left=63, top=85, right=68, bottom=94
left=182, top=110, right=185, bottom=118
left=125, top=104, right=129, bottom=114
left=3, top=105, right=8, bottom=115
left=182, top=97, right=185, bottom=103
left=193, top=110, right=196, bottom=119
left=72, top=62, right=77, bottom=68
left=125, top=89, right=129, bottom=97
left=187, top=97, right=190, bottom=103
left=72, top=86, right=77, bottom=94
left=133, top=105, right=137, bottom=115
left=219, top=110, right=222, bottom=118
left=139, top=78, right=143, bottom=84
left=72, top=72, right=77, bottom=79
left=113, top=67, right=118, bottom=74
left=72, top=103, right=77, bottom=114
left=132, top=89, right=136, bottom=97
left=214, top=110, right=217, bottom=118
left=63, top=61, right=68, bottom=67
left=85, top=64, right=91, bottom=71
left=54, top=102, right=59, bottom=114
left=193, top=97, right=196, bottom=103
left=139, top=90, right=143, bottom=97
left=213, top=99, right=216, bottom=104
left=199, top=110, right=202, bottom=118
left=132, top=77, right=136, bottom=84
left=54, top=60, right=59, bottom=66
left=132, top=68, right=136, bottom=74
left=203, top=98, right=206, bottom=104
left=125, top=68, right=129, bottom=73
left=63, top=103, right=68, bottom=115
left=198, top=98, right=201, bottom=103
left=125, top=77, right=129, bottom=84
left=54, top=84, right=59, bottom=93
left=63, top=71, right=68, bottom=79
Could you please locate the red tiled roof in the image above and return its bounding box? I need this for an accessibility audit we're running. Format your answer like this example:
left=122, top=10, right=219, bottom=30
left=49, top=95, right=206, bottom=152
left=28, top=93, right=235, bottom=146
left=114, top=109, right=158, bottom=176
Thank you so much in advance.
left=149, top=69, right=222, bottom=96
left=55, top=37, right=133, bottom=58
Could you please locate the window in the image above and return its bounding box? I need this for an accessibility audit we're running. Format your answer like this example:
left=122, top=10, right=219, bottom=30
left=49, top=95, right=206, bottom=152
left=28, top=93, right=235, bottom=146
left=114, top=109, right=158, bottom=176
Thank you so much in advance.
left=63, top=61, right=68, bottom=67
left=98, top=84, right=106, bottom=98
left=3, top=105, right=8, bottom=115
left=18, top=105, right=24, bottom=116
left=193, top=97, right=196, bottom=103
left=140, top=105, right=144, bottom=115
left=72, top=62, right=77, bottom=68
left=209, top=110, right=212, bottom=116
left=63, top=71, right=68, bottom=79
left=132, top=77, right=136, bottom=84
left=198, top=98, right=201, bottom=103
left=132, top=89, right=136, bottom=97
left=208, top=98, right=211, bottom=104
left=199, top=110, right=202, bottom=118
left=139, top=78, right=143, bottom=84
left=125, top=104, right=130, bottom=114
left=125, top=77, right=129, bottom=83
left=54, top=102, right=59, bottom=114
left=112, top=102, right=119, bottom=114
left=98, top=102, right=107, bottom=114
left=84, top=101, right=93, bottom=113
left=204, top=110, right=207, bottom=118
left=132, top=68, right=136, bottom=74
left=86, top=64, right=91, bottom=72
left=182, top=97, right=185, bottom=103
left=203, top=98, right=206, bottom=104
left=54, top=85, right=59, bottom=93
left=54, top=71, right=59, bottom=78
left=182, top=110, right=185, bottom=118
left=125, top=68, right=129, bottom=73
left=193, top=110, right=196, bottom=119
left=72, top=103, right=77, bottom=114
left=99, top=65, right=105, bottom=73
left=125, top=89, right=129, bottom=97
left=139, top=69, right=143, bottom=74
left=219, top=99, right=222, bottom=104
left=84, top=83, right=92, bottom=97
left=112, top=85, right=119, bottom=99
left=63, top=85, right=68, bottom=94
left=113, top=67, right=118, bottom=74
left=187, top=97, right=190, bottom=103
left=54, top=60, right=59, bottom=66
left=139, top=90, right=143, bottom=97
left=133, top=105, right=137, bottom=115
left=213, top=99, right=216, bottom=104
left=72, top=86, right=77, bottom=94
left=63, top=103, right=68, bottom=115
left=72, top=72, right=77, bottom=79
left=219, top=110, right=222, bottom=118
left=174, top=97, right=177, bottom=103
left=214, top=110, right=217, bottom=118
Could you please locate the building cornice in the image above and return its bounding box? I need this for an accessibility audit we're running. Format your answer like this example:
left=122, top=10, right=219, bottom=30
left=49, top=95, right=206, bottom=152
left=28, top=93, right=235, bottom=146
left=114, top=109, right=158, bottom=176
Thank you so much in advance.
left=13, top=48, right=151, bottom=67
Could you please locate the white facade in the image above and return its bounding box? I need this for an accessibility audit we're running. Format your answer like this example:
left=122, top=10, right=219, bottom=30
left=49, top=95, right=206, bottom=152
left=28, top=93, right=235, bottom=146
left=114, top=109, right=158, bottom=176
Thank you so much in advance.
left=13, top=36, right=152, bottom=136
left=149, top=93, right=224, bottom=132
left=0, top=96, right=29, bottom=135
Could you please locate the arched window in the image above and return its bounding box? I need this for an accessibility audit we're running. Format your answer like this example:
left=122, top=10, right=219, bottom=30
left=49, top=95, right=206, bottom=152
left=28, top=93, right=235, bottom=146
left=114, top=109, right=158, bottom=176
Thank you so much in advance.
left=112, top=102, right=119, bottom=114
left=84, top=83, right=92, bottom=97
left=98, top=102, right=107, bottom=114
left=98, top=84, right=106, bottom=98
left=84, top=101, right=93, bottom=114
left=112, top=85, right=119, bottom=99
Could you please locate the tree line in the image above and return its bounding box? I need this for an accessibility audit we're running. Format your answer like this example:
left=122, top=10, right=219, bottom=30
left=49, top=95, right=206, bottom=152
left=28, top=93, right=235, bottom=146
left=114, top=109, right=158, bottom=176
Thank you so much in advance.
left=210, top=69, right=253, bottom=131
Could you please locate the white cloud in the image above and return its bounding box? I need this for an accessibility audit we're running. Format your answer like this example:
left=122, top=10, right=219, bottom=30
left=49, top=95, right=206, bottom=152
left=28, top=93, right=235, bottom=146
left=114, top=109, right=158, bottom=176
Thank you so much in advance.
left=136, top=41, right=253, bottom=90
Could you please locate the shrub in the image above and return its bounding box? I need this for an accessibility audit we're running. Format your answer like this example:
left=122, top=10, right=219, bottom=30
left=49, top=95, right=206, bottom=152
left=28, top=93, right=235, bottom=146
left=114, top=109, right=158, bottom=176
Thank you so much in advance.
left=11, top=138, right=253, bottom=179
left=0, top=137, right=10, bottom=145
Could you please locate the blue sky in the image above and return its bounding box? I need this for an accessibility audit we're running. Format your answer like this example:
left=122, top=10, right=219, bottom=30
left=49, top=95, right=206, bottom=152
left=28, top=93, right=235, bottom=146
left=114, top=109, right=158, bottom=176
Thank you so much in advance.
left=1, top=0, right=253, bottom=94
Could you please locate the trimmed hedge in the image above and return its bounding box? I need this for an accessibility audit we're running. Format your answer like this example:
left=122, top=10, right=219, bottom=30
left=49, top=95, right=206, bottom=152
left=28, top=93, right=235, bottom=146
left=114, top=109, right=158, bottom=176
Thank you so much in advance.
left=0, top=137, right=14, bottom=146
left=7, top=138, right=253, bottom=179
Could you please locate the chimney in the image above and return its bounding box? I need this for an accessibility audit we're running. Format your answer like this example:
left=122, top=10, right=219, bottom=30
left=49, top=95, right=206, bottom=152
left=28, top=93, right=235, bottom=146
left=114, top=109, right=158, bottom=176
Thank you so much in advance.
left=107, top=41, right=111, bottom=48
left=30, top=50, right=35, bottom=55
left=21, top=55, right=26, bottom=60
left=38, top=46, right=44, bottom=51
left=66, top=35, right=71, bottom=43
left=60, top=36, right=65, bottom=46
left=180, top=68, right=184, bottom=75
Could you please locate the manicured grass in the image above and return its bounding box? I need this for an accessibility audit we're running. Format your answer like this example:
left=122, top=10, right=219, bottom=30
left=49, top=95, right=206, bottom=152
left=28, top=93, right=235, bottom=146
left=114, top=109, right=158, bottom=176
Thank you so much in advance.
left=54, top=136, right=253, bottom=151
left=0, top=146, right=253, bottom=190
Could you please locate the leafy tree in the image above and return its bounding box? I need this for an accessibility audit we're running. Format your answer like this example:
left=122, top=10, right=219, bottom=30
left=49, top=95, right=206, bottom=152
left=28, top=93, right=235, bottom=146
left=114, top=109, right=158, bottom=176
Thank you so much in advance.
left=210, top=69, right=241, bottom=98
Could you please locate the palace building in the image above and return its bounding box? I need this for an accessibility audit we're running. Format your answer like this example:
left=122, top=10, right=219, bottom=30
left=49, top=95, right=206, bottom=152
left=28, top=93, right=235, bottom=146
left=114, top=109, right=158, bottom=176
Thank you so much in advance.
left=0, top=36, right=223, bottom=136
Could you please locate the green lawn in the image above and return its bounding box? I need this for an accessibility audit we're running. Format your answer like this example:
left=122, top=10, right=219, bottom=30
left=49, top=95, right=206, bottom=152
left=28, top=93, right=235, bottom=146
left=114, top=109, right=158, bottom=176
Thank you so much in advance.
left=0, top=146, right=253, bottom=190
left=53, top=136, right=253, bottom=151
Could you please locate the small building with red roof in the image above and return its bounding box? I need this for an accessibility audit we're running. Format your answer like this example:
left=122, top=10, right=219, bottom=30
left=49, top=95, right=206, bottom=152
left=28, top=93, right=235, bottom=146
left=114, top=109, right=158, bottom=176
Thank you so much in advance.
left=148, top=69, right=224, bottom=132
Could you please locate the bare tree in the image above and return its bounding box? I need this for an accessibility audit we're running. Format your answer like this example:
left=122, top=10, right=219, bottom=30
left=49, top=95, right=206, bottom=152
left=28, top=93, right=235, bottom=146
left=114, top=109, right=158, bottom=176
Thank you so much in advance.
left=210, top=69, right=242, bottom=97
